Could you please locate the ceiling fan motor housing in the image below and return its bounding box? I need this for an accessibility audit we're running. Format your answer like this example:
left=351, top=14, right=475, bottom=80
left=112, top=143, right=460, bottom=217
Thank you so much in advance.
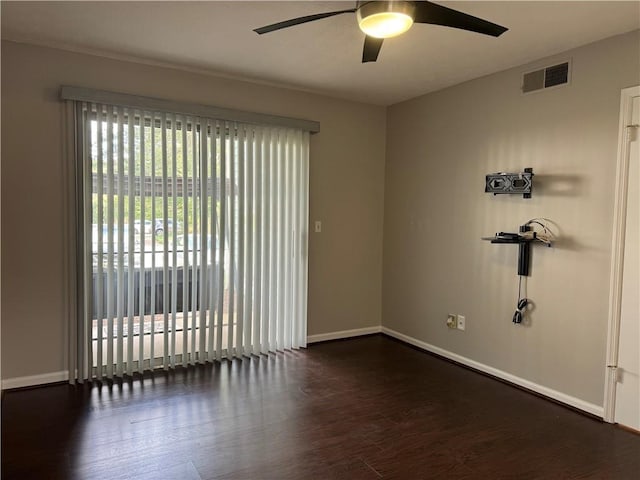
left=357, top=1, right=417, bottom=38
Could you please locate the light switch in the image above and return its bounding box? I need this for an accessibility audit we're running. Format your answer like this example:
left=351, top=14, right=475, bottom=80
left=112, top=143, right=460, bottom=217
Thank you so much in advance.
left=314, top=221, right=322, bottom=233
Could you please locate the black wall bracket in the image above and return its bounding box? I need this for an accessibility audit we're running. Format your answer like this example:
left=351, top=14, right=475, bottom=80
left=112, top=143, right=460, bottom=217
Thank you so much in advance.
left=485, top=167, right=533, bottom=198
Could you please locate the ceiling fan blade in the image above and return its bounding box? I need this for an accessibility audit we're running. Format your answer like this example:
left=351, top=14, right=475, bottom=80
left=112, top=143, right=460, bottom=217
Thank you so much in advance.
left=362, top=36, right=384, bottom=63
left=414, top=1, right=508, bottom=37
left=254, top=8, right=356, bottom=34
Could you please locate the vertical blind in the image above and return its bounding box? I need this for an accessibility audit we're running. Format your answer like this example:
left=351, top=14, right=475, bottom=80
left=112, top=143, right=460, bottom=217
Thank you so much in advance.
left=72, top=101, right=309, bottom=381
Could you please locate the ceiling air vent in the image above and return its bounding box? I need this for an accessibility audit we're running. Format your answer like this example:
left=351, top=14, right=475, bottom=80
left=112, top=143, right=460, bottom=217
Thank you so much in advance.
left=522, top=61, right=570, bottom=94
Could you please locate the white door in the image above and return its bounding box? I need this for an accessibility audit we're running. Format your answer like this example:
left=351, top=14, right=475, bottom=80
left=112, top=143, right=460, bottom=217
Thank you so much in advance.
left=614, top=94, right=640, bottom=430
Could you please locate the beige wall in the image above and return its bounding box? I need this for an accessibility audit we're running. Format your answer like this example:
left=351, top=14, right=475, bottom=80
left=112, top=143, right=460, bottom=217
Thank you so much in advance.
left=1, top=40, right=386, bottom=380
left=383, top=30, right=640, bottom=407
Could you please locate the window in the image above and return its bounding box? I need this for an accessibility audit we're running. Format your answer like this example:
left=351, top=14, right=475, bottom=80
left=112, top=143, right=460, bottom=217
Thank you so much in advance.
left=72, top=99, right=310, bottom=380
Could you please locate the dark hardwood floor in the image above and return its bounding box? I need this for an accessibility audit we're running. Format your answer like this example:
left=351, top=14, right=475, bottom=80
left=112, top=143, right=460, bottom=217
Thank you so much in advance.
left=2, top=335, right=638, bottom=479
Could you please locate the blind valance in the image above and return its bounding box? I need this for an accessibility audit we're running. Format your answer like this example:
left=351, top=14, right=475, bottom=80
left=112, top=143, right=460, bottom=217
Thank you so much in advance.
left=60, top=85, right=320, bottom=133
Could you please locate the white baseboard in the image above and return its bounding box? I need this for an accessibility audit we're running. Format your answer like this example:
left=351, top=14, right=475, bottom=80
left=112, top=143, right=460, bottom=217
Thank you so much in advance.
left=2, top=371, right=69, bottom=390
left=307, top=326, right=381, bottom=344
left=2, top=328, right=605, bottom=419
left=381, top=326, right=604, bottom=418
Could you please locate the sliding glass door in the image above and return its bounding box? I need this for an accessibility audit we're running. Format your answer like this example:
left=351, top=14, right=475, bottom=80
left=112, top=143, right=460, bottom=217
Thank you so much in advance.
left=76, top=103, right=309, bottom=380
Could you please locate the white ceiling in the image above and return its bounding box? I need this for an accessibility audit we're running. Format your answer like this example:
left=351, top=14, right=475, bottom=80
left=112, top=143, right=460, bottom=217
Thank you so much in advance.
left=2, top=1, right=639, bottom=105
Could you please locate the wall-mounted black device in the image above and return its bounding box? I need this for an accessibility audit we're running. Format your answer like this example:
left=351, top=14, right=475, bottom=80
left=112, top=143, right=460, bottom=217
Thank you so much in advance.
left=482, top=219, right=554, bottom=325
left=482, top=229, right=534, bottom=276
left=485, top=168, right=533, bottom=198
left=481, top=221, right=553, bottom=277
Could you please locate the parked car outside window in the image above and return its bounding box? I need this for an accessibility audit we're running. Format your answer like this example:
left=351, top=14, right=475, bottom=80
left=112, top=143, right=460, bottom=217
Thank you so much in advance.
left=154, top=219, right=182, bottom=235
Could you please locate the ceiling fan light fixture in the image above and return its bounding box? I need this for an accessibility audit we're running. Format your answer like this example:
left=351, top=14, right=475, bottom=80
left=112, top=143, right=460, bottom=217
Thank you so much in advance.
left=357, top=1, right=415, bottom=39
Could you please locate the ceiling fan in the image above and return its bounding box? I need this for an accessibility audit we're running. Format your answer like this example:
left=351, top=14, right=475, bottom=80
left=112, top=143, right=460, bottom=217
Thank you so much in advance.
left=254, top=1, right=508, bottom=63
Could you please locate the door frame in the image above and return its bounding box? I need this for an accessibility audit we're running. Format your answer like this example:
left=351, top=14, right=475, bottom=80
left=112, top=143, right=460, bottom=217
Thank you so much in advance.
left=603, top=85, right=640, bottom=423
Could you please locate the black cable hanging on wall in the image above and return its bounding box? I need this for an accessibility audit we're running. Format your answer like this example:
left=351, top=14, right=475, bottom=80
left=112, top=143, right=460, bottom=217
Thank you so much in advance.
left=482, top=216, right=555, bottom=324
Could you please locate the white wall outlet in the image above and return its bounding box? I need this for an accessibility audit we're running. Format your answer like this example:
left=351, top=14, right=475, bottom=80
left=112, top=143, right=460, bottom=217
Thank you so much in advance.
left=447, top=314, right=457, bottom=329
left=314, top=220, right=322, bottom=233
left=457, top=315, right=466, bottom=331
